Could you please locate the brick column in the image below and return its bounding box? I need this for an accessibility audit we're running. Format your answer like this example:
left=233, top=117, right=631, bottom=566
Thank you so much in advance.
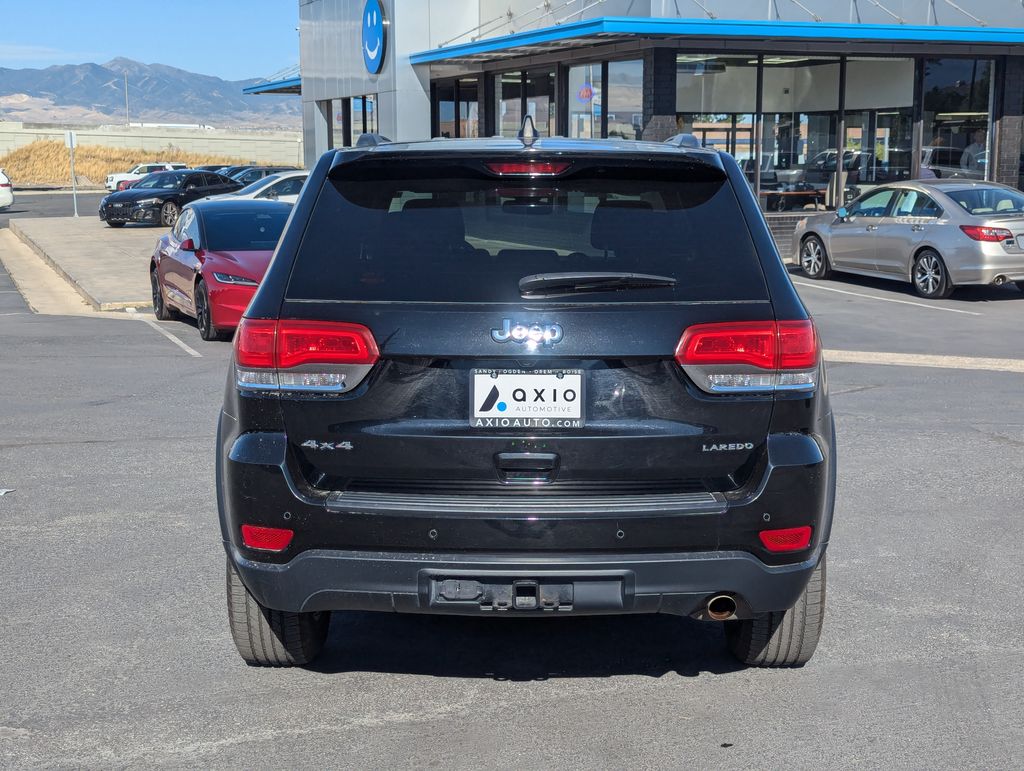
left=642, top=48, right=678, bottom=142
left=994, top=56, right=1024, bottom=189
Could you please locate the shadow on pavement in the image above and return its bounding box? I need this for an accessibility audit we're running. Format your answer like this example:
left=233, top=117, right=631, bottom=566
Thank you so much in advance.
left=312, top=611, right=744, bottom=680
left=786, top=264, right=1024, bottom=303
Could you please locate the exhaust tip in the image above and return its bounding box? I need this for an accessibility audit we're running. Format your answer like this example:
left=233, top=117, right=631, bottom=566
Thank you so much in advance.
left=706, top=594, right=737, bottom=621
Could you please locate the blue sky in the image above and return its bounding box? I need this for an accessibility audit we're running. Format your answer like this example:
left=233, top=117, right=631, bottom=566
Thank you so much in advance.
left=0, top=0, right=298, bottom=80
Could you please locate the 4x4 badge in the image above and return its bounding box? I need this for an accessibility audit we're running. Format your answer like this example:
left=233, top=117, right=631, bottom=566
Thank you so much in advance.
left=491, top=319, right=563, bottom=346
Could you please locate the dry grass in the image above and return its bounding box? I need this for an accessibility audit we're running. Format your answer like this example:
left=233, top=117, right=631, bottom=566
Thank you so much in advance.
left=0, top=141, right=250, bottom=186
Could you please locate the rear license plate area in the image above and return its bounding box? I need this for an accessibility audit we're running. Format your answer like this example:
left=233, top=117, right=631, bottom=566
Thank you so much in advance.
left=470, top=369, right=584, bottom=428
left=434, top=578, right=574, bottom=611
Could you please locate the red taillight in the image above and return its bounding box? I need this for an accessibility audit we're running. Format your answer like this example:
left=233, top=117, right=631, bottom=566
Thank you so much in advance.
left=959, top=225, right=1012, bottom=242
left=234, top=318, right=277, bottom=368
left=0, top=182, right=10, bottom=188
left=676, top=322, right=777, bottom=369
left=277, top=320, right=379, bottom=368
left=485, top=161, right=570, bottom=176
left=241, top=524, right=294, bottom=552
left=777, top=320, right=818, bottom=370
left=675, top=319, right=819, bottom=393
left=759, top=526, right=813, bottom=553
left=234, top=318, right=379, bottom=393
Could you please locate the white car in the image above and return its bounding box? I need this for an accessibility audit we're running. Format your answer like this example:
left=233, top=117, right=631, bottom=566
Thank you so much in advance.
left=0, top=168, right=13, bottom=210
left=200, top=170, right=308, bottom=204
left=105, top=162, right=189, bottom=192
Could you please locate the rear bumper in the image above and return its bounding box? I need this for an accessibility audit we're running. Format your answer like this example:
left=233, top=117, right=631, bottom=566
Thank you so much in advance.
left=943, top=242, right=1024, bottom=285
left=228, top=542, right=824, bottom=618
left=218, top=414, right=836, bottom=617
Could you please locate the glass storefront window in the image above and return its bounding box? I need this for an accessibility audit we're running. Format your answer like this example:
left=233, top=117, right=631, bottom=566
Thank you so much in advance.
left=495, top=72, right=523, bottom=137
left=843, top=58, right=915, bottom=199
left=458, top=78, right=479, bottom=138
left=606, top=60, right=643, bottom=140
left=348, top=94, right=377, bottom=145
left=568, top=63, right=601, bottom=139
left=432, top=79, right=478, bottom=138
left=435, top=83, right=456, bottom=138
left=675, top=55, right=758, bottom=188
left=330, top=98, right=345, bottom=149
left=922, top=59, right=993, bottom=180
left=760, top=57, right=840, bottom=212
left=525, top=71, right=555, bottom=137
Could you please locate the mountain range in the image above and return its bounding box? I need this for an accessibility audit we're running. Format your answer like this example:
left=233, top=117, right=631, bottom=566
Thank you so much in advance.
left=0, top=58, right=300, bottom=129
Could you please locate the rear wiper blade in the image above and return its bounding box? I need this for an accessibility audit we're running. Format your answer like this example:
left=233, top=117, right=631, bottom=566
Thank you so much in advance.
left=519, top=271, right=677, bottom=298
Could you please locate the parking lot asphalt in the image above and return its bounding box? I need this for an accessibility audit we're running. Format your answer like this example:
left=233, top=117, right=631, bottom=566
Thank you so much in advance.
left=0, top=191, right=107, bottom=230
left=1, top=258, right=1023, bottom=767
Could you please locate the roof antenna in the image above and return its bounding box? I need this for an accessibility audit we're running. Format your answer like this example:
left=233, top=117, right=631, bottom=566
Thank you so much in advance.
left=518, top=114, right=538, bottom=147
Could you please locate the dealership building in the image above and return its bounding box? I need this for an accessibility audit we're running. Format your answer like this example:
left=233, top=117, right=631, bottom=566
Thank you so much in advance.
left=248, top=1, right=1024, bottom=213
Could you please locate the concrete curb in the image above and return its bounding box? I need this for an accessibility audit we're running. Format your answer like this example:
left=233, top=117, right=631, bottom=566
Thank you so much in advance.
left=8, top=220, right=149, bottom=312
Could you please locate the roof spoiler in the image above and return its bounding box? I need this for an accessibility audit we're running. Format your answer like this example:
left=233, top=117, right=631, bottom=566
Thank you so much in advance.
left=664, top=133, right=703, bottom=149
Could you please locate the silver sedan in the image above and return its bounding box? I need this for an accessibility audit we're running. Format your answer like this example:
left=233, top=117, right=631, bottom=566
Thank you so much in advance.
left=792, top=180, right=1024, bottom=299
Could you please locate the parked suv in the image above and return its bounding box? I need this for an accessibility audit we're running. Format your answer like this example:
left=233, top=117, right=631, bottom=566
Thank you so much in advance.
left=105, top=162, right=188, bottom=191
left=217, top=132, right=836, bottom=668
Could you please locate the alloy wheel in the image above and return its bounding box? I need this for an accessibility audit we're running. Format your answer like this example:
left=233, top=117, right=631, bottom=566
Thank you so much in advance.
left=801, top=239, right=824, bottom=277
left=161, top=202, right=179, bottom=227
left=914, top=253, right=943, bottom=296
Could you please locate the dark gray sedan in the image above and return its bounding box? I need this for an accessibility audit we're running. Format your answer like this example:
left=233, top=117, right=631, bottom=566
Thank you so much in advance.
left=793, top=180, right=1024, bottom=298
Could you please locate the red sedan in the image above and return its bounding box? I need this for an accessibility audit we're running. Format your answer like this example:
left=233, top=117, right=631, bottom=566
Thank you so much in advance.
left=149, top=199, right=291, bottom=340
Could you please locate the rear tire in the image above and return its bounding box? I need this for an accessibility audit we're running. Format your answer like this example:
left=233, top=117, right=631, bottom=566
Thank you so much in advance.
left=912, top=249, right=954, bottom=299
left=800, top=235, right=832, bottom=280
left=226, top=558, right=329, bottom=667
left=725, top=555, right=826, bottom=667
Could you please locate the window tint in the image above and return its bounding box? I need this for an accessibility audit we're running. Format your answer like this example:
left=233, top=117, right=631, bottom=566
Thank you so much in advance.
left=894, top=190, right=942, bottom=218
left=849, top=188, right=895, bottom=218
left=947, top=187, right=1024, bottom=215
left=287, top=168, right=767, bottom=304
left=135, top=172, right=184, bottom=190
left=183, top=210, right=201, bottom=245
left=202, top=209, right=290, bottom=251
left=272, top=177, right=305, bottom=197
left=170, top=211, right=187, bottom=241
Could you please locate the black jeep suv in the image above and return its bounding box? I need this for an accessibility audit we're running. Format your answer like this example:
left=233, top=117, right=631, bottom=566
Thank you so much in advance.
left=217, top=131, right=836, bottom=668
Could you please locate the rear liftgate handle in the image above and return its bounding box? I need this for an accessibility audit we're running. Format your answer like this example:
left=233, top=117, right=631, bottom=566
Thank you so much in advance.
left=495, top=452, right=560, bottom=484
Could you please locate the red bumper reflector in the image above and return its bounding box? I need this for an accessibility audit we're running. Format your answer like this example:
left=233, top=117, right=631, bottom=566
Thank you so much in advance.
left=241, top=524, right=294, bottom=552
left=759, top=526, right=813, bottom=553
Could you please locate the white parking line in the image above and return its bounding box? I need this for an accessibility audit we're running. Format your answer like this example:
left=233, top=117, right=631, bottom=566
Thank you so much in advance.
left=125, top=308, right=202, bottom=358
left=792, top=280, right=983, bottom=316
left=825, top=349, right=1024, bottom=373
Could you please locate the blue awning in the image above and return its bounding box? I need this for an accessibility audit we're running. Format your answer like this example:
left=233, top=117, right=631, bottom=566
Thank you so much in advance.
left=410, top=16, right=1024, bottom=65
left=243, top=76, right=301, bottom=95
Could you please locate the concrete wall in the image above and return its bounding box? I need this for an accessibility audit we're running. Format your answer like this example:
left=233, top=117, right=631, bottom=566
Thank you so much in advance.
left=0, top=123, right=304, bottom=166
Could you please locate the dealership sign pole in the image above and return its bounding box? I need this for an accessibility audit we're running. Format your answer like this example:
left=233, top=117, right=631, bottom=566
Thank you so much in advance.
left=65, top=130, right=78, bottom=218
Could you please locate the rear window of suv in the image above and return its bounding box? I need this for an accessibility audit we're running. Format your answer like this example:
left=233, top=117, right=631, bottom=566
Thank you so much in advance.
left=286, top=159, right=768, bottom=304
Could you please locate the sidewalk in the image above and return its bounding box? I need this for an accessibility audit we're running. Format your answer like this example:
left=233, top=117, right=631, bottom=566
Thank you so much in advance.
left=8, top=217, right=156, bottom=311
